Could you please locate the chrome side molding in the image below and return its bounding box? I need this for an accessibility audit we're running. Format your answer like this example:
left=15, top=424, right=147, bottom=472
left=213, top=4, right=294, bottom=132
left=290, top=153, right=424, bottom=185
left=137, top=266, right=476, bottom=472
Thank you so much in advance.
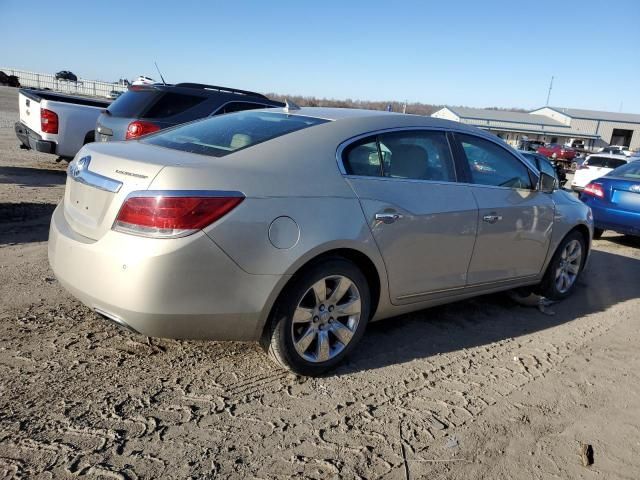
left=67, top=156, right=123, bottom=193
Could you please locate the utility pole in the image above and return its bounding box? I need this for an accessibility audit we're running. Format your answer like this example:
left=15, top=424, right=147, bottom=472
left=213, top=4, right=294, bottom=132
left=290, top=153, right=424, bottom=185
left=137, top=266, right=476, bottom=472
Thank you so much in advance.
left=402, top=100, right=407, bottom=114
left=545, top=76, right=554, bottom=106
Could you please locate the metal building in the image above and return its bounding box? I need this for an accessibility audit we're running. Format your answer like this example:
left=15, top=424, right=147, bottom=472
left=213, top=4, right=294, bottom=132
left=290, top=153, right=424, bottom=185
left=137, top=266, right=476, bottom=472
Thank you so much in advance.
left=432, top=106, right=640, bottom=151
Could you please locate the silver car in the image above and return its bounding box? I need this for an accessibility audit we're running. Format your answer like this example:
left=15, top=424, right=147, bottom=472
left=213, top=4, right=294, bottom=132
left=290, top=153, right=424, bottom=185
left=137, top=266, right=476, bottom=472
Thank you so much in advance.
left=49, top=107, right=593, bottom=375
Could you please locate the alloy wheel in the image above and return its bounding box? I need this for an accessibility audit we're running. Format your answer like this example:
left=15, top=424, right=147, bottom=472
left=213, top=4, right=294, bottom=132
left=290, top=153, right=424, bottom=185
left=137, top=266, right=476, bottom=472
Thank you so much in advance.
left=554, top=239, right=582, bottom=294
left=291, top=275, right=361, bottom=363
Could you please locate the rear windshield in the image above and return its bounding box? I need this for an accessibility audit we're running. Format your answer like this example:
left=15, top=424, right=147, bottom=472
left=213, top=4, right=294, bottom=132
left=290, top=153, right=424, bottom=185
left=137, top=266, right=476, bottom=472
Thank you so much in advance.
left=607, top=161, right=640, bottom=179
left=586, top=156, right=627, bottom=169
left=107, top=90, right=159, bottom=117
left=142, top=111, right=329, bottom=157
left=143, top=92, right=205, bottom=118
left=107, top=89, right=206, bottom=118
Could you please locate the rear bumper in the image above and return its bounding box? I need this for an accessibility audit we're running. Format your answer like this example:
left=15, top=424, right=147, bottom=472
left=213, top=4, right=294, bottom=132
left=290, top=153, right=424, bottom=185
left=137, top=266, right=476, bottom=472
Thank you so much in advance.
left=15, top=121, right=56, bottom=154
left=48, top=203, right=286, bottom=341
left=584, top=199, right=640, bottom=236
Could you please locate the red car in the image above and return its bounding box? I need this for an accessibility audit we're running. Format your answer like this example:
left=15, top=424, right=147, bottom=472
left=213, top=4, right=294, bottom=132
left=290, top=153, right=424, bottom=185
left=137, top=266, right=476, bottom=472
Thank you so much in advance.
left=537, top=143, right=577, bottom=160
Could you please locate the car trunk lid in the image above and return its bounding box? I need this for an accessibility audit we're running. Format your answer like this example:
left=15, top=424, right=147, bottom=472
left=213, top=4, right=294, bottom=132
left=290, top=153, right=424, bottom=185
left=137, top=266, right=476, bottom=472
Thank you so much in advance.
left=601, top=177, right=640, bottom=211
left=63, top=142, right=183, bottom=240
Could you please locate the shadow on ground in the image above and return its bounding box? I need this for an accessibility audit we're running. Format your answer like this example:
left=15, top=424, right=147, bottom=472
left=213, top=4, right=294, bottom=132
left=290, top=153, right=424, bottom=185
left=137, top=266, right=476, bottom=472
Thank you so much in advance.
left=0, top=166, right=66, bottom=188
left=339, top=248, right=640, bottom=374
left=0, top=202, right=56, bottom=244
left=599, top=233, right=640, bottom=249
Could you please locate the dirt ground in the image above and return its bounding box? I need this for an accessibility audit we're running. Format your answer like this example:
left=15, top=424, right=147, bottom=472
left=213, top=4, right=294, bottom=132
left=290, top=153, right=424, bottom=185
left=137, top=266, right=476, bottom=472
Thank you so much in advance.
left=1, top=85, right=639, bottom=479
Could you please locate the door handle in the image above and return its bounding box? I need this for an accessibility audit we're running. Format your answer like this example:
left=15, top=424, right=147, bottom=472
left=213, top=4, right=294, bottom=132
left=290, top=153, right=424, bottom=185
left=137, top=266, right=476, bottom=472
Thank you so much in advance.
left=482, top=214, right=503, bottom=224
left=375, top=212, right=403, bottom=224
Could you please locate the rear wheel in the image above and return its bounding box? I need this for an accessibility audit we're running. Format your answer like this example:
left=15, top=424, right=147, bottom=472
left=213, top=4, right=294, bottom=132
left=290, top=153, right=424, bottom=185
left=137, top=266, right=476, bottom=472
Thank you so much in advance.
left=536, top=231, right=586, bottom=300
left=264, top=258, right=370, bottom=376
left=593, top=228, right=604, bottom=240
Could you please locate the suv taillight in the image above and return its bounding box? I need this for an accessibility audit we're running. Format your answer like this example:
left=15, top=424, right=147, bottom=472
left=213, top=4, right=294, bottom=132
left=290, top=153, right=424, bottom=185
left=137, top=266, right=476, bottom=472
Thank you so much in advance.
left=583, top=182, right=604, bottom=198
left=41, top=108, right=58, bottom=134
left=125, top=120, right=160, bottom=140
left=113, top=194, right=244, bottom=238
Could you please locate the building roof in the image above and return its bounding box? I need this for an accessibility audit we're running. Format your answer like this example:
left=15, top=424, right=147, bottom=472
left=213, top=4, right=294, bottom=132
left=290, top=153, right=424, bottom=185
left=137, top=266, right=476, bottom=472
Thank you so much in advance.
left=542, top=107, right=640, bottom=124
left=446, top=106, right=567, bottom=127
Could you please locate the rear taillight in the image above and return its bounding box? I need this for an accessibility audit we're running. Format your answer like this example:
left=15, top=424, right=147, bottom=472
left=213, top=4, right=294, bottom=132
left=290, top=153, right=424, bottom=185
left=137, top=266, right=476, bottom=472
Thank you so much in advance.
left=41, top=108, right=58, bottom=134
left=583, top=182, right=604, bottom=198
left=125, top=120, right=161, bottom=140
left=113, top=193, right=244, bottom=238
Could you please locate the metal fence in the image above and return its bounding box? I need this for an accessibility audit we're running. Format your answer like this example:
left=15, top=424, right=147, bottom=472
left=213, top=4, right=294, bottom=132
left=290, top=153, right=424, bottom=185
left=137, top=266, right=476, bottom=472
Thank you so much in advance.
left=1, top=68, right=127, bottom=99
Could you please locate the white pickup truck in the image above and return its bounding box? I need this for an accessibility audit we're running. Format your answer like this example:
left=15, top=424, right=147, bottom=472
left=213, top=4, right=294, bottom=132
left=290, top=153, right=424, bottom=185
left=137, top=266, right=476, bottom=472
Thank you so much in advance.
left=15, top=89, right=110, bottom=160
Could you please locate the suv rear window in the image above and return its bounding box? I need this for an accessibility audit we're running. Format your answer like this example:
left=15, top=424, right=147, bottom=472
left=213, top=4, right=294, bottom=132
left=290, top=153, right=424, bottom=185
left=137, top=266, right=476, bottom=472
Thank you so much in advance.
left=142, top=111, right=329, bottom=157
left=108, top=90, right=206, bottom=119
left=144, top=92, right=206, bottom=118
left=107, top=90, right=159, bottom=117
left=587, top=156, right=627, bottom=168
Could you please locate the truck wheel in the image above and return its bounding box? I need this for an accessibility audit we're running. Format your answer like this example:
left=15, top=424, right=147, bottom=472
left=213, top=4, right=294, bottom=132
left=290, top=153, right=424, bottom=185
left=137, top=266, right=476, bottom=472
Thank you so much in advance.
left=264, top=258, right=370, bottom=376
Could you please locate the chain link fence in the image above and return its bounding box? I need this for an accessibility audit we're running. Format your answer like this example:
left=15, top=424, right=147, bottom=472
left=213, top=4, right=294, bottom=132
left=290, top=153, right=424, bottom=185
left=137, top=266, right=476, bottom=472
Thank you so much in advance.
left=1, top=68, right=127, bottom=99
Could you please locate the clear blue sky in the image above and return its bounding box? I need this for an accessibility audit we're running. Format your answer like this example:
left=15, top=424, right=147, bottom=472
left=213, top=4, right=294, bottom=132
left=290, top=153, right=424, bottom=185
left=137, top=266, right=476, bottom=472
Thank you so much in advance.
left=1, top=0, right=639, bottom=112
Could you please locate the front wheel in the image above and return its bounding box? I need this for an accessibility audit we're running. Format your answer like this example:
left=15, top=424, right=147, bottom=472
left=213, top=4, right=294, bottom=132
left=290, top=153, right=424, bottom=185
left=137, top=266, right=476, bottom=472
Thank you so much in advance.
left=536, top=231, right=586, bottom=300
left=264, top=258, right=371, bottom=376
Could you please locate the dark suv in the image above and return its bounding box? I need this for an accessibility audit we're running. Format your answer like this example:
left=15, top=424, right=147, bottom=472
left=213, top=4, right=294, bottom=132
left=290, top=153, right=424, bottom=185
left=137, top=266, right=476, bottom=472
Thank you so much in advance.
left=95, top=83, right=284, bottom=142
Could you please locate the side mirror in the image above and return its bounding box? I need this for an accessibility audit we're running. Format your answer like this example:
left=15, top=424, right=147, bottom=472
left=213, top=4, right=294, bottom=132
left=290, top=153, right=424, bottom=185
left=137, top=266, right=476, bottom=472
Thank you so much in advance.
left=538, top=172, right=557, bottom=193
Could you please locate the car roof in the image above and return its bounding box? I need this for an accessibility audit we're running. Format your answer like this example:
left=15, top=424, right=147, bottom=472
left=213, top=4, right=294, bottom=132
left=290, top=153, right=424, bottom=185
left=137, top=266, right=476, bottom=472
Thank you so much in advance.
left=588, top=153, right=629, bottom=160
left=257, top=106, right=482, bottom=129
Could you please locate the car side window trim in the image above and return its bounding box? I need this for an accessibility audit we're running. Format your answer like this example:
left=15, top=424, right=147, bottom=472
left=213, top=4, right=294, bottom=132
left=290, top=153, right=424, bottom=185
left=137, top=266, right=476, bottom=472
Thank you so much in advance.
left=337, top=127, right=459, bottom=184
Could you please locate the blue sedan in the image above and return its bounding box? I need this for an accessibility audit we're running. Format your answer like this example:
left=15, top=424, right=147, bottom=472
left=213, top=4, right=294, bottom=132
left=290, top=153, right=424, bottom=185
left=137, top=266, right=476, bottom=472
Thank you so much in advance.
left=580, top=161, right=640, bottom=239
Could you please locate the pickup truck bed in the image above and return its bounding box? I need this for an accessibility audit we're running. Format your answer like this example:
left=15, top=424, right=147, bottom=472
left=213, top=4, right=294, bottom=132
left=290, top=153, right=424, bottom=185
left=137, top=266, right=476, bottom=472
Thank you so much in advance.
left=15, top=89, right=110, bottom=159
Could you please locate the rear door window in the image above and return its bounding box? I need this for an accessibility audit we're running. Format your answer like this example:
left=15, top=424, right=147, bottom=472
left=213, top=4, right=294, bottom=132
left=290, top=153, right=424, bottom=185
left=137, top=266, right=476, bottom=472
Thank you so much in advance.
left=143, top=92, right=206, bottom=119
left=378, top=131, right=456, bottom=181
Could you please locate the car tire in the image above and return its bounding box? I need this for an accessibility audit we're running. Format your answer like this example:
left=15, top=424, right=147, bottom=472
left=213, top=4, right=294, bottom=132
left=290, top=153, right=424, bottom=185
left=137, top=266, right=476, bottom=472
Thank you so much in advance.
left=264, top=258, right=370, bottom=376
left=536, top=231, right=586, bottom=301
left=593, top=228, right=604, bottom=240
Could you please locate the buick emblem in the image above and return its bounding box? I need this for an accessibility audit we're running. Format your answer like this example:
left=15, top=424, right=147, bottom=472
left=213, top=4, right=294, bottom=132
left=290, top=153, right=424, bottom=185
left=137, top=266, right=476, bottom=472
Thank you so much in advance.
left=631, top=185, right=640, bottom=193
left=70, top=156, right=90, bottom=178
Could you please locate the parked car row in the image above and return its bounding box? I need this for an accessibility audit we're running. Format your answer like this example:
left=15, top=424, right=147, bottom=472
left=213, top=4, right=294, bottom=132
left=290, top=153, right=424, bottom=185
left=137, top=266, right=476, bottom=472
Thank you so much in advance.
left=14, top=82, right=284, bottom=159
left=571, top=154, right=632, bottom=192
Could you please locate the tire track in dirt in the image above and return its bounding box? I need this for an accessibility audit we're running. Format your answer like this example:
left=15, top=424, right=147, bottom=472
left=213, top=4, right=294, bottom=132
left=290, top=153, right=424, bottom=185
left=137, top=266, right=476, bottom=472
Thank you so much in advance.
left=0, top=279, right=634, bottom=478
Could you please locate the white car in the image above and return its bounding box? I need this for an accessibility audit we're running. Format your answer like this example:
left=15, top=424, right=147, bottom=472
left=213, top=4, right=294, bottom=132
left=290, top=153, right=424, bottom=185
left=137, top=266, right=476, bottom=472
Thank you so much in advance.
left=599, top=145, right=632, bottom=157
left=571, top=154, right=632, bottom=191
left=131, top=75, right=156, bottom=86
